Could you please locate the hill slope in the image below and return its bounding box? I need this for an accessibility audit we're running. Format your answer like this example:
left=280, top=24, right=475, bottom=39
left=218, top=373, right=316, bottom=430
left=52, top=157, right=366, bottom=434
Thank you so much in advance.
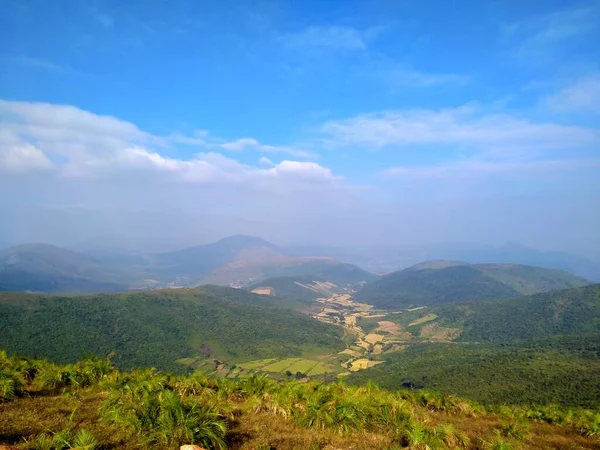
left=247, top=275, right=344, bottom=303
left=152, top=235, right=283, bottom=281
left=354, top=261, right=589, bottom=309
left=348, top=284, right=600, bottom=407
left=0, top=286, right=345, bottom=372
left=439, top=283, right=600, bottom=344
left=0, top=244, right=131, bottom=293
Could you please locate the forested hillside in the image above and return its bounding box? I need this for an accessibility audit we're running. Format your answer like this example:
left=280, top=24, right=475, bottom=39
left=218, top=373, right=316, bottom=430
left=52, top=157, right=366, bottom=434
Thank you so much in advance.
left=0, top=287, right=344, bottom=372
left=348, top=284, right=600, bottom=407
left=355, top=261, right=589, bottom=309
left=247, top=275, right=344, bottom=303
left=440, top=283, right=600, bottom=344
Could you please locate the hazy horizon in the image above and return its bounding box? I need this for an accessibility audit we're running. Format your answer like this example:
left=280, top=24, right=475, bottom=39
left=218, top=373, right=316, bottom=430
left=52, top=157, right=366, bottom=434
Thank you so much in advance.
left=1, top=0, right=599, bottom=259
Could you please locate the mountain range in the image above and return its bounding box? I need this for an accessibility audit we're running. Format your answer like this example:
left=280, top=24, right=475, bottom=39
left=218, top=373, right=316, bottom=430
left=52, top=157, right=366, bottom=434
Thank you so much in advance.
left=289, top=242, right=600, bottom=281
left=0, top=235, right=375, bottom=293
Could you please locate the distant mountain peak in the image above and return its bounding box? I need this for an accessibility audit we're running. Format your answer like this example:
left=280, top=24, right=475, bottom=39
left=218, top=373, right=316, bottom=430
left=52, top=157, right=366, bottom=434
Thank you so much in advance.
left=214, top=234, right=280, bottom=249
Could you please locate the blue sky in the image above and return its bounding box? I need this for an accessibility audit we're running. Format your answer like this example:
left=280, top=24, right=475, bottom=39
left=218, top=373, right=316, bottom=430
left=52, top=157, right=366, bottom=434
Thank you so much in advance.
left=0, top=0, right=599, bottom=255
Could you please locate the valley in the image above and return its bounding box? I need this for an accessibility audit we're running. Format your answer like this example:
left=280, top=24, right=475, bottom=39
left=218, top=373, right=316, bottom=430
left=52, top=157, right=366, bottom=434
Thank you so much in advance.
left=1, top=244, right=599, bottom=449
left=0, top=236, right=599, bottom=409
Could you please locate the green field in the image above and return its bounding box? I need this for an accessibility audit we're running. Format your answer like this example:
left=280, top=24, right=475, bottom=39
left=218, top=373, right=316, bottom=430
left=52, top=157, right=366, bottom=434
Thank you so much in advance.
left=237, top=358, right=277, bottom=370
left=239, top=357, right=335, bottom=376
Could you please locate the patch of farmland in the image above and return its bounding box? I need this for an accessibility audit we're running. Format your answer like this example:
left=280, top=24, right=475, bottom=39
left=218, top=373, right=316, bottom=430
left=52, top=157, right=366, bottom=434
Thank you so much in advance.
left=226, top=367, right=243, bottom=378
left=286, top=359, right=320, bottom=374
left=408, top=313, right=439, bottom=327
left=238, top=358, right=277, bottom=370
left=339, top=348, right=362, bottom=358
left=251, top=287, right=273, bottom=295
left=348, top=358, right=384, bottom=371
left=261, top=358, right=303, bottom=372
left=375, top=320, right=402, bottom=334
left=306, top=361, right=333, bottom=376
left=364, top=333, right=385, bottom=344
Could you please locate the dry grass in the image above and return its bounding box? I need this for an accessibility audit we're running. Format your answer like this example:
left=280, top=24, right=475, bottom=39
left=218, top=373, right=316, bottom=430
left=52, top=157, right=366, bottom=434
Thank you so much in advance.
left=228, top=411, right=395, bottom=450
left=3, top=387, right=598, bottom=450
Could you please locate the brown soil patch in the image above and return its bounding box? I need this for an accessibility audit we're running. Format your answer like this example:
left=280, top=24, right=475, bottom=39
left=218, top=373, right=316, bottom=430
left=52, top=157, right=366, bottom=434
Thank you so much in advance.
left=375, top=320, right=402, bottom=334
left=251, top=287, right=273, bottom=295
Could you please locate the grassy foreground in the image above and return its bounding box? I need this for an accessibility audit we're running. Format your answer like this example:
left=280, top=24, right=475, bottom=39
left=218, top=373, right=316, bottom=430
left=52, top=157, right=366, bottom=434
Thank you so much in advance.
left=1, top=351, right=599, bottom=450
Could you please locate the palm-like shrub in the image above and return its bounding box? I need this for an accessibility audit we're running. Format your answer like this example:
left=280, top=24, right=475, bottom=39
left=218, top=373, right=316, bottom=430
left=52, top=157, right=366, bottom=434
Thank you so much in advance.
left=100, top=378, right=228, bottom=449
left=25, top=428, right=99, bottom=450
left=72, top=428, right=99, bottom=449
left=0, top=370, right=23, bottom=401
left=397, top=420, right=445, bottom=449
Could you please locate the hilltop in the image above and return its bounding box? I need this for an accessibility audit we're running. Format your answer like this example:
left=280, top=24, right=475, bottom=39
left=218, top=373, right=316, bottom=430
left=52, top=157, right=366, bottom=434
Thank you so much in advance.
left=354, top=260, right=589, bottom=309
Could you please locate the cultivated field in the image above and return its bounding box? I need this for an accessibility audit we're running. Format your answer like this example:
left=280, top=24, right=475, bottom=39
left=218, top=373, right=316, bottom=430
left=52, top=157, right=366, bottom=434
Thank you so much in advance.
left=251, top=287, right=274, bottom=295
left=349, top=358, right=384, bottom=371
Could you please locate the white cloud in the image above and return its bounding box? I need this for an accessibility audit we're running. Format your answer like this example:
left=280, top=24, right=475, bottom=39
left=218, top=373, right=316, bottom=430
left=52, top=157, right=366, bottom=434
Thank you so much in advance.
left=220, top=137, right=316, bottom=158
left=265, top=160, right=335, bottom=181
left=259, top=156, right=274, bottom=166
left=0, top=143, right=53, bottom=173
left=169, top=131, right=210, bottom=146
left=280, top=26, right=375, bottom=51
left=384, top=159, right=600, bottom=179
left=544, top=74, right=600, bottom=113
left=220, top=137, right=260, bottom=151
left=321, top=105, right=599, bottom=151
left=0, top=99, right=336, bottom=188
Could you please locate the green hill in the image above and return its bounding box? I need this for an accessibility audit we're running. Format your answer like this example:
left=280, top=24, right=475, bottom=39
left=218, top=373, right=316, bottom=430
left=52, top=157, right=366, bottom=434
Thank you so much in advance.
left=354, top=261, right=589, bottom=309
left=196, top=256, right=377, bottom=287
left=247, top=275, right=345, bottom=303
left=348, top=284, right=600, bottom=407
left=0, top=286, right=344, bottom=372
left=0, top=244, right=132, bottom=293
left=347, top=341, right=600, bottom=408
left=439, top=283, right=600, bottom=344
